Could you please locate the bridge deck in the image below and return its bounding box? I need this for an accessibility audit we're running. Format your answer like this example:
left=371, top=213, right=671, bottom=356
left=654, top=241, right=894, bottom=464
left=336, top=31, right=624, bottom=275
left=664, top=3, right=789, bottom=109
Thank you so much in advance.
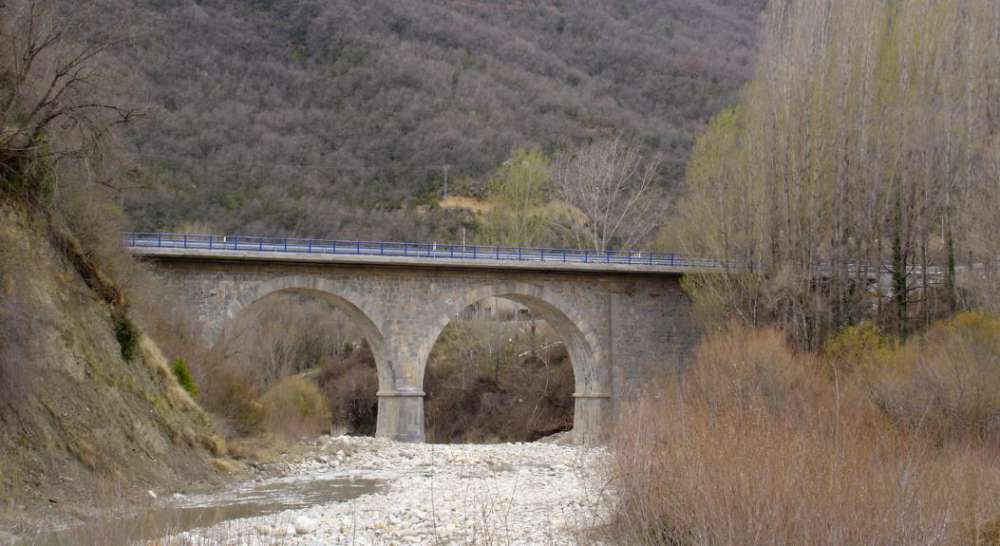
left=125, top=233, right=718, bottom=275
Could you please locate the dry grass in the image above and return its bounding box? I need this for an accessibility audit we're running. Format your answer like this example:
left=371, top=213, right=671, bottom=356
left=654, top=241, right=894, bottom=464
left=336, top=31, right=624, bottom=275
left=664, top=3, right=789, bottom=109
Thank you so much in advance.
left=0, top=267, right=34, bottom=415
left=56, top=176, right=212, bottom=377
left=439, top=195, right=495, bottom=214
left=609, top=322, right=1000, bottom=545
left=0, top=211, right=40, bottom=417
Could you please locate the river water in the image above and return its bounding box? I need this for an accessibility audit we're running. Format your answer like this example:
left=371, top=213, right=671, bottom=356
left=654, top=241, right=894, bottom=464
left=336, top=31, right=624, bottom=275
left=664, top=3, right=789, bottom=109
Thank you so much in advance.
left=21, top=473, right=385, bottom=545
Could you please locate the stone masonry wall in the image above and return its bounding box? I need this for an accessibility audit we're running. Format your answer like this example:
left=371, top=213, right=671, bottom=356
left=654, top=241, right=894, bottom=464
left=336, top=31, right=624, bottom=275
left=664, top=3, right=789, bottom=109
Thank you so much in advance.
left=146, top=257, right=699, bottom=442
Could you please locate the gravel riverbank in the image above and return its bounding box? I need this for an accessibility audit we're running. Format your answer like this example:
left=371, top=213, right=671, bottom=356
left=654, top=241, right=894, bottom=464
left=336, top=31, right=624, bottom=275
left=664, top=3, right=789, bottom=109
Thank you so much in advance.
left=166, top=436, right=610, bottom=545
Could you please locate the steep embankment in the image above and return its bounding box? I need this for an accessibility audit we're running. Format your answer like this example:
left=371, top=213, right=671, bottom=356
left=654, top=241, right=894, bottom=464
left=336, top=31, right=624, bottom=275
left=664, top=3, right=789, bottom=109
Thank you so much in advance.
left=0, top=202, right=224, bottom=530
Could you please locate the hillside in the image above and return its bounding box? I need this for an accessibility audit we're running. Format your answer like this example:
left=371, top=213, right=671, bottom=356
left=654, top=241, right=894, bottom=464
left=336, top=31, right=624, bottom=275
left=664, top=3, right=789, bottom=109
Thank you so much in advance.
left=106, top=0, right=762, bottom=239
left=0, top=203, right=224, bottom=531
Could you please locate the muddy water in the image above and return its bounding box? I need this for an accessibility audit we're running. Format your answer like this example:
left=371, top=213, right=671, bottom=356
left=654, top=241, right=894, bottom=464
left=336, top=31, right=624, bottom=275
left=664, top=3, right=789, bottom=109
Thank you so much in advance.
left=22, top=474, right=385, bottom=545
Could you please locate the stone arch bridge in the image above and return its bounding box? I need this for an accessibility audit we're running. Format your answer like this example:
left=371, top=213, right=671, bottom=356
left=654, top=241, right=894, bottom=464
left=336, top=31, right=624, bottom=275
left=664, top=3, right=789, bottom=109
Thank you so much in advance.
left=128, top=235, right=703, bottom=444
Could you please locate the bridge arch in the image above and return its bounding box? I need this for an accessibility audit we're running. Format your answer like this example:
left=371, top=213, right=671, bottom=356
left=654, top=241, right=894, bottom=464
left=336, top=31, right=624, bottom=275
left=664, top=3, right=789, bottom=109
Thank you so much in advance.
left=416, top=281, right=611, bottom=443
left=221, top=276, right=394, bottom=393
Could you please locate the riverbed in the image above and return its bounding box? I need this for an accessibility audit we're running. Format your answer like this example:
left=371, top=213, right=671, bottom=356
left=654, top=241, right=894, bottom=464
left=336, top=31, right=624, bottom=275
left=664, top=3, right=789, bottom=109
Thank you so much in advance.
left=163, top=436, right=609, bottom=545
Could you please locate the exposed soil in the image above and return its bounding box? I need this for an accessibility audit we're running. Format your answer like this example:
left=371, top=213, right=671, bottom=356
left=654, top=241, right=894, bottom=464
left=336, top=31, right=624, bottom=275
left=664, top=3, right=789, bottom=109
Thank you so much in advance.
left=0, top=203, right=227, bottom=535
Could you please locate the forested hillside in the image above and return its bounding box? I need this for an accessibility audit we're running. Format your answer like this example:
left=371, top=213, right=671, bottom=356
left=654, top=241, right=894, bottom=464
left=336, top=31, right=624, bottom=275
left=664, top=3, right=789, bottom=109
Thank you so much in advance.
left=101, top=0, right=762, bottom=239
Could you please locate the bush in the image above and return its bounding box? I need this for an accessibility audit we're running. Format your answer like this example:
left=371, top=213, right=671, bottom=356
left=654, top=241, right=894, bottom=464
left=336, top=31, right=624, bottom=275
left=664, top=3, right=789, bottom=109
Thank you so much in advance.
left=113, top=312, right=140, bottom=363
left=170, top=359, right=198, bottom=397
left=320, top=349, right=379, bottom=436
left=608, top=323, right=1000, bottom=545
left=862, top=312, right=1000, bottom=443
left=260, top=376, right=331, bottom=440
left=679, top=324, right=837, bottom=426
left=202, top=367, right=266, bottom=436
left=823, top=320, right=894, bottom=376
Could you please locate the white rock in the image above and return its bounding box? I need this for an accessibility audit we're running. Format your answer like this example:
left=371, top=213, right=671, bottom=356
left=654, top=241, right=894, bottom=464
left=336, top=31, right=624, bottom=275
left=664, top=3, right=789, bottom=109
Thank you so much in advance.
left=151, top=438, right=605, bottom=546
left=295, top=515, right=319, bottom=534
left=146, top=490, right=157, bottom=499
left=269, top=524, right=291, bottom=537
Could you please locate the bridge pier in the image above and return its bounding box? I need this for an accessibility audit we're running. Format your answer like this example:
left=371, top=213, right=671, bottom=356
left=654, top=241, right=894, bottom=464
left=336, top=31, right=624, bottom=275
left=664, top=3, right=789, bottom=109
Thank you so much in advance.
left=573, top=393, right=612, bottom=445
left=375, top=390, right=425, bottom=443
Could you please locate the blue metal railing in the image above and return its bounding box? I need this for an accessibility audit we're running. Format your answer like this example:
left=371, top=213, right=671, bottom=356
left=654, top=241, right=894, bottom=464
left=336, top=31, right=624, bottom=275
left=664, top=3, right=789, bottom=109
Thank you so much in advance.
left=123, top=232, right=729, bottom=269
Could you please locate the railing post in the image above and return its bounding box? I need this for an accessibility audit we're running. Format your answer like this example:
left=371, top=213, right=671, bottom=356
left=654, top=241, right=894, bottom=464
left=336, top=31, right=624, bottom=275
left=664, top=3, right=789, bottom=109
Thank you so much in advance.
left=380, top=241, right=385, bottom=256
left=584, top=250, right=588, bottom=263
left=356, top=241, right=361, bottom=255
left=332, top=240, right=337, bottom=254
left=473, top=246, right=477, bottom=259
left=540, top=248, right=545, bottom=261
left=183, top=234, right=187, bottom=248
left=563, top=249, right=567, bottom=262
left=233, top=236, right=238, bottom=250
left=450, top=245, right=454, bottom=258
left=284, top=238, right=288, bottom=252
left=157, top=232, right=162, bottom=248
left=496, top=245, right=500, bottom=260
left=518, top=247, right=522, bottom=261
left=308, top=240, right=312, bottom=253
left=606, top=250, right=611, bottom=264
left=628, top=251, right=632, bottom=264
left=209, top=235, right=213, bottom=250
left=404, top=243, right=408, bottom=257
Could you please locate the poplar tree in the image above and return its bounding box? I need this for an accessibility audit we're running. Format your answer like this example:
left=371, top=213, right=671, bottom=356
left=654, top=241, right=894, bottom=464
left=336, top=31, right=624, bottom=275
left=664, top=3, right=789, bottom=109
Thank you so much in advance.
left=673, top=0, right=1000, bottom=346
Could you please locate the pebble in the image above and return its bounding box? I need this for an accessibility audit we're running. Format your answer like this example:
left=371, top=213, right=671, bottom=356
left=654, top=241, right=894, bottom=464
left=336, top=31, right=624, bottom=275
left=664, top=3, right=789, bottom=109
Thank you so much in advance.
left=157, top=435, right=610, bottom=545
left=294, top=516, right=318, bottom=535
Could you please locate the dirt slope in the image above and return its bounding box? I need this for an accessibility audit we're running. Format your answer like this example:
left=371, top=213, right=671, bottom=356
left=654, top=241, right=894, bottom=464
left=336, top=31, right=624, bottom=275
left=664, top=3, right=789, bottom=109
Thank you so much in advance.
left=0, top=202, right=225, bottom=531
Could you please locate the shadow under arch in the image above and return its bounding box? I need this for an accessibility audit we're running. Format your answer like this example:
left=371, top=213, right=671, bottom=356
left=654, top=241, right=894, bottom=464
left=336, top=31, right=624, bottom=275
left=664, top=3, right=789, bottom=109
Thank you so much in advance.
left=219, top=277, right=393, bottom=394
left=418, top=282, right=610, bottom=442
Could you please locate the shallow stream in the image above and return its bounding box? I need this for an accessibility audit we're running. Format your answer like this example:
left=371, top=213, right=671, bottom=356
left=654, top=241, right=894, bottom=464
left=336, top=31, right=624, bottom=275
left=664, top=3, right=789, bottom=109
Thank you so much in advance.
left=21, top=473, right=385, bottom=545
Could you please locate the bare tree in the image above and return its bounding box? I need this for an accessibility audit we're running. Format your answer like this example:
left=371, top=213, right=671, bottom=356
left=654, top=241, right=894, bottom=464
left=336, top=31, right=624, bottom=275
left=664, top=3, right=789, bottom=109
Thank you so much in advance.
left=551, top=136, right=665, bottom=251
left=674, top=0, right=1000, bottom=346
left=0, top=0, right=135, bottom=200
